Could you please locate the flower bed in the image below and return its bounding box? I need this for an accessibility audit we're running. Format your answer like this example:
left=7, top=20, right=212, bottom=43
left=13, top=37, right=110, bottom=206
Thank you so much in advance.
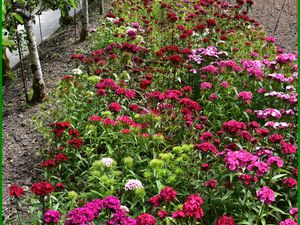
left=8, top=0, right=297, bottom=224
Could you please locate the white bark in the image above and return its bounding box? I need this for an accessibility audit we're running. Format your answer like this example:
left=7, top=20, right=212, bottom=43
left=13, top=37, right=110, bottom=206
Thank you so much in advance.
left=24, top=18, right=46, bottom=102
left=80, top=0, right=89, bottom=41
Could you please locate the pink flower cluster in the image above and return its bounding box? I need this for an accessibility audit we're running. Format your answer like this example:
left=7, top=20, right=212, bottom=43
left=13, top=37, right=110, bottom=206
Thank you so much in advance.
left=256, top=186, right=275, bottom=205
left=264, top=91, right=298, bottom=104
left=224, top=150, right=258, bottom=171
left=237, top=91, right=253, bottom=104
left=264, top=121, right=293, bottom=129
left=267, top=73, right=294, bottom=83
left=276, top=54, right=297, bottom=64
left=44, top=210, right=61, bottom=223
left=65, top=196, right=138, bottom=225
left=241, top=60, right=264, bottom=78
left=254, top=108, right=281, bottom=119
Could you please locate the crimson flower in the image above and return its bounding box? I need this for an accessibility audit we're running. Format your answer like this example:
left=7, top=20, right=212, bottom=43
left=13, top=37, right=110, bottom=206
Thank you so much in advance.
left=31, top=182, right=55, bottom=196
left=9, top=184, right=25, bottom=198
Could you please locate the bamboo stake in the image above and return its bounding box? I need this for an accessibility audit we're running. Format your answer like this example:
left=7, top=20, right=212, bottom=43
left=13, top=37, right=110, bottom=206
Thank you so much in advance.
left=273, top=0, right=287, bottom=34
left=16, top=29, right=29, bottom=103
left=74, top=8, right=77, bottom=41
left=38, top=15, right=43, bottom=42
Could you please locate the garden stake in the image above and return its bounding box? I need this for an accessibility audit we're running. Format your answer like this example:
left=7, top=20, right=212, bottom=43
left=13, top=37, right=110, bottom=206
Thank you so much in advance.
left=16, top=27, right=29, bottom=103
left=74, top=8, right=77, bottom=41
left=273, top=0, right=286, bottom=34
left=38, top=15, right=43, bottom=42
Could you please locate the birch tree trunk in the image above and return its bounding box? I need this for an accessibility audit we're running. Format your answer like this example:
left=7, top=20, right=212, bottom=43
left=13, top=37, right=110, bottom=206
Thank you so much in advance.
left=80, top=0, right=89, bottom=41
left=24, top=18, right=47, bottom=102
left=2, top=48, right=11, bottom=79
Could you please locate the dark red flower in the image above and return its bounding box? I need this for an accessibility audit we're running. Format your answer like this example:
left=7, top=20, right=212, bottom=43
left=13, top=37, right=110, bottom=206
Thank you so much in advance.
left=55, top=182, right=65, bottom=191
left=268, top=134, right=283, bottom=143
left=149, top=195, right=163, bottom=207
left=172, top=210, right=185, bottom=219
left=281, top=141, right=297, bottom=154
left=169, top=54, right=182, bottom=64
left=215, top=214, right=235, bottom=225
left=157, top=210, right=169, bottom=219
left=201, top=163, right=210, bottom=171
left=140, top=79, right=152, bottom=89
left=40, top=159, right=56, bottom=168
left=31, top=182, right=55, bottom=196
left=69, top=129, right=80, bottom=137
left=195, top=142, right=217, bottom=154
left=183, top=194, right=204, bottom=219
left=160, top=186, right=177, bottom=202
left=68, top=138, right=84, bottom=148
left=55, top=153, right=68, bottom=163
left=109, top=102, right=122, bottom=112
left=136, top=213, right=156, bottom=225
left=222, top=120, right=246, bottom=133
left=9, top=184, right=25, bottom=198
left=283, top=177, right=297, bottom=188
left=205, top=179, right=217, bottom=188
left=206, top=18, right=217, bottom=27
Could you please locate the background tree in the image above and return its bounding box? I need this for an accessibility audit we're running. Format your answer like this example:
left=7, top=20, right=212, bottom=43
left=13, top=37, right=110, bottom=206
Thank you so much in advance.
left=3, top=0, right=79, bottom=103
left=80, top=0, right=89, bottom=41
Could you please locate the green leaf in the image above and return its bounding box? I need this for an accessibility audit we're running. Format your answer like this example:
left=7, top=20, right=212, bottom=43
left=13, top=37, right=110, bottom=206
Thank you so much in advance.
left=268, top=205, right=288, bottom=215
left=156, top=180, right=164, bottom=192
left=70, top=0, right=78, bottom=8
left=12, top=12, right=24, bottom=24
left=271, top=174, right=287, bottom=182
left=2, top=1, right=6, bottom=21
left=2, top=35, right=15, bottom=46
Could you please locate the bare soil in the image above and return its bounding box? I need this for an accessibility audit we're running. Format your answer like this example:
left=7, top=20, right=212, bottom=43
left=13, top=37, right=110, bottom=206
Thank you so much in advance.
left=2, top=0, right=297, bottom=221
left=2, top=1, right=112, bottom=220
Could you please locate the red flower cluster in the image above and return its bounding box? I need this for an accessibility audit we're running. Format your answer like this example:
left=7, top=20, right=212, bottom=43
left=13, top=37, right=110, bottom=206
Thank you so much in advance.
left=169, top=54, right=182, bottom=64
left=195, top=142, right=218, bottom=154
left=215, top=214, right=235, bottom=225
left=183, top=194, right=204, bottom=219
left=136, top=213, right=156, bottom=225
left=205, top=179, right=217, bottom=188
left=206, top=18, right=217, bottom=27
left=149, top=186, right=177, bottom=206
left=55, top=153, right=68, bottom=163
left=167, top=12, right=178, bottom=22
left=50, top=121, right=71, bottom=137
left=9, top=184, right=25, bottom=198
left=109, top=102, right=122, bottom=112
left=40, top=159, right=56, bottom=168
left=68, top=138, right=84, bottom=148
left=222, top=120, right=246, bottom=133
left=283, top=177, right=297, bottom=188
left=31, top=182, right=55, bottom=196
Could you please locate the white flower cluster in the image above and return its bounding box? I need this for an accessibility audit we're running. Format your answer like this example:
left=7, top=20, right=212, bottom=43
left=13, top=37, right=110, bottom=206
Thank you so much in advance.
left=100, top=157, right=114, bottom=167
left=124, top=179, right=144, bottom=191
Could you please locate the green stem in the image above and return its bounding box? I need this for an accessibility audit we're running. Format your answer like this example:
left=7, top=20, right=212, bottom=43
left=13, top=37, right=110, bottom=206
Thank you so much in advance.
left=256, top=204, right=265, bottom=225
left=16, top=199, right=23, bottom=225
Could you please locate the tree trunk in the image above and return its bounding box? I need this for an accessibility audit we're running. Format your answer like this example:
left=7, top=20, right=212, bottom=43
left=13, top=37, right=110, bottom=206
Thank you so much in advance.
left=80, top=0, right=89, bottom=41
left=99, top=0, right=104, bottom=15
left=24, top=18, right=47, bottom=103
left=2, top=48, right=11, bottom=80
